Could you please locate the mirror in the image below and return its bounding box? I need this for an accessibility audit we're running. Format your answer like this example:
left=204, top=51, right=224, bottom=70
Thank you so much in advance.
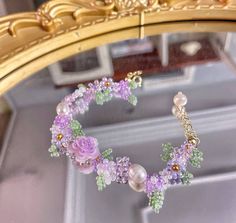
left=1, top=1, right=236, bottom=223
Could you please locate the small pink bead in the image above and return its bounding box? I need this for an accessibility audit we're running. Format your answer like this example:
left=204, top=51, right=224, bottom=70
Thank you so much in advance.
left=173, top=92, right=187, bottom=107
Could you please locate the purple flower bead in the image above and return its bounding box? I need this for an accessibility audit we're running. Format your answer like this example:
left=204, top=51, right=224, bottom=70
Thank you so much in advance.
left=76, top=99, right=89, bottom=114
left=51, top=125, right=73, bottom=151
left=69, top=136, right=100, bottom=174
left=116, top=156, right=131, bottom=184
left=97, top=159, right=117, bottom=185
left=83, top=89, right=95, bottom=105
left=88, top=80, right=101, bottom=91
left=54, top=115, right=71, bottom=128
left=166, top=159, right=186, bottom=185
left=118, top=80, right=131, bottom=100
left=167, top=159, right=186, bottom=173
left=100, top=77, right=114, bottom=90
left=169, top=174, right=182, bottom=185
left=145, top=174, right=168, bottom=194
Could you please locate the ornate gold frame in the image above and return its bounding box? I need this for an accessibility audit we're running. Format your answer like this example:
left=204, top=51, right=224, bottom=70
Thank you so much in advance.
left=0, top=0, right=236, bottom=94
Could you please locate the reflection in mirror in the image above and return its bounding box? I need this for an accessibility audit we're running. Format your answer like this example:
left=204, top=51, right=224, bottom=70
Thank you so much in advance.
left=1, top=31, right=236, bottom=223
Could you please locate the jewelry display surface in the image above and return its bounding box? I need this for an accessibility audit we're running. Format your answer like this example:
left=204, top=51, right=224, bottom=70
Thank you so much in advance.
left=1, top=1, right=236, bottom=222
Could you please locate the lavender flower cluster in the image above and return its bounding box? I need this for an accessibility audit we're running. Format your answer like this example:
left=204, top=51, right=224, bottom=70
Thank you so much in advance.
left=60, top=77, right=138, bottom=116
left=49, top=77, right=140, bottom=173
left=145, top=142, right=195, bottom=195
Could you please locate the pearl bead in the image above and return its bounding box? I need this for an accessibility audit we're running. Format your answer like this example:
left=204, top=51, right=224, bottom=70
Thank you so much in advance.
left=128, top=164, right=147, bottom=192
left=128, top=180, right=145, bottom=192
left=173, top=92, right=187, bottom=107
left=56, top=102, right=70, bottom=115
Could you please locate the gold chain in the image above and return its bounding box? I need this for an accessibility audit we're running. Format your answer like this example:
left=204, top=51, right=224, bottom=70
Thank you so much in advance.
left=125, top=74, right=199, bottom=146
left=174, top=105, right=200, bottom=146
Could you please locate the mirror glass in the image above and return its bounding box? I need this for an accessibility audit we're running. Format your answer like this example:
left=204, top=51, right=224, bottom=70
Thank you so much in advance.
left=1, top=30, right=236, bottom=223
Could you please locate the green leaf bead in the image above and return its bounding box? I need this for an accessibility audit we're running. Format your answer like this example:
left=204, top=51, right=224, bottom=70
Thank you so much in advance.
left=70, top=120, right=82, bottom=130
left=96, top=174, right=106, bottom=191
left=96, top=92, right=105, bottom=105
left=189, top=148, right=204, bottom=168
left=103, top=89, right=112, bottom=102
left=102, top=148, right=113, bottom=161
left=73, top=129, right=85, bottom=137
left=128, top=95, right=138, bottom=106
left=181, top=171, right=193, bottom=185
left=149, top=192, right=165, bottom=213
left=70, top=120, right=85, bottom=137
left=161, top=143, right=174, bottom=162
left=129, top=80, right=138, bottom=89
left=48, top=144, right=60, bottom=157
left=52, top=152, right=60, bottom=157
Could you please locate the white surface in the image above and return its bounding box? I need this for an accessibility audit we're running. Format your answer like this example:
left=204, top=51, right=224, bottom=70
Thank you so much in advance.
left=0, top=95, right=17, bottom=169
left=65, top=104, right=236, bottom=223
left=0, top=105, right=67, bottom=223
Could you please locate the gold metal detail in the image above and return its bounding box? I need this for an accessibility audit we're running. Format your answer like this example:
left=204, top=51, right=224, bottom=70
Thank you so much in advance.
left=2, top=0, right=235, bottom=37
left=173, top=105, right=200, bottom=146
left=57, top=133, right=64, bottom=141
left=5, top=0, right=161, bottom=36
left=0, top=0, right=236, bottom=94
left=171, top=164, right=180, bottom=172
left=126, top=70, right=143, bottom=87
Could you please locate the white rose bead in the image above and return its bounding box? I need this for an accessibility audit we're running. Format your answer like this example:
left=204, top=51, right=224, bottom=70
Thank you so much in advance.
left=56, top=102, right=70, bottom=115
left=128, top=164, right=147, bottom=192
left=173, top=92, right=187, bottom=107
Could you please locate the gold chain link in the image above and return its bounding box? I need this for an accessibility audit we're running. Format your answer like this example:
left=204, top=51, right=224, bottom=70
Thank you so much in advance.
left=126, top=72, right=199, bottom=146
left=174, top=105, right=200, bottom=146
left=126, top=70, right=143, bottom=87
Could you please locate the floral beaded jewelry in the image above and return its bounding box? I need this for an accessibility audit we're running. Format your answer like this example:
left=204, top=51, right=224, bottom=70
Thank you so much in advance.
left=49, top=71, right=203, bottom=213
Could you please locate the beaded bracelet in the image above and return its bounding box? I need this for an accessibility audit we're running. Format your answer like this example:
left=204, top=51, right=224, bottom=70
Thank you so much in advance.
left=49, top=71, right=203, bottom=213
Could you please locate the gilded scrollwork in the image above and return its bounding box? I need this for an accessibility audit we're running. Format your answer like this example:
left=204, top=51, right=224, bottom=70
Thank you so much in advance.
left=2, top=0, right=160, bottom=36
left=0, top=0, right=234, bottom=37
left=104, top=0, right=160, bottom=11
left=0, top=0, right=236, bottom=95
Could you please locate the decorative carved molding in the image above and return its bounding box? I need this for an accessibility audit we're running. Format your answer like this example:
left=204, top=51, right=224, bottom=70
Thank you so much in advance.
left=0, top=0, right=236, bottom=95
left=1, top=0, right=235, bottom=36
left=4, top=0, right=159, bottom=36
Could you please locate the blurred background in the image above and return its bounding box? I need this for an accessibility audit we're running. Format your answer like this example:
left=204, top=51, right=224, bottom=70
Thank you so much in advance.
left=1, top=1, right=236, bottom=223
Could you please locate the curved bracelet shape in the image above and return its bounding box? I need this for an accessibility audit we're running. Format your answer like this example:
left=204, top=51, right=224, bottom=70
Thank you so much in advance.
left=49, top=71, right=203, bottom=213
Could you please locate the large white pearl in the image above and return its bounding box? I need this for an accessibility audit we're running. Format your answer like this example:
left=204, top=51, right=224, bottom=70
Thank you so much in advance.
left=173, top=92, right=187, bottom=107
left=56, top=102, right=70, bottom=115
left=128, top=164, right=147, bottom=192
left=128, top=180, right=146, bottom=192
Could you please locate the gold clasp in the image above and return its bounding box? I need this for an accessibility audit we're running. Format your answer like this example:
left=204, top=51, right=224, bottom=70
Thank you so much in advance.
left=125, top=70, right=143, bottom=87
